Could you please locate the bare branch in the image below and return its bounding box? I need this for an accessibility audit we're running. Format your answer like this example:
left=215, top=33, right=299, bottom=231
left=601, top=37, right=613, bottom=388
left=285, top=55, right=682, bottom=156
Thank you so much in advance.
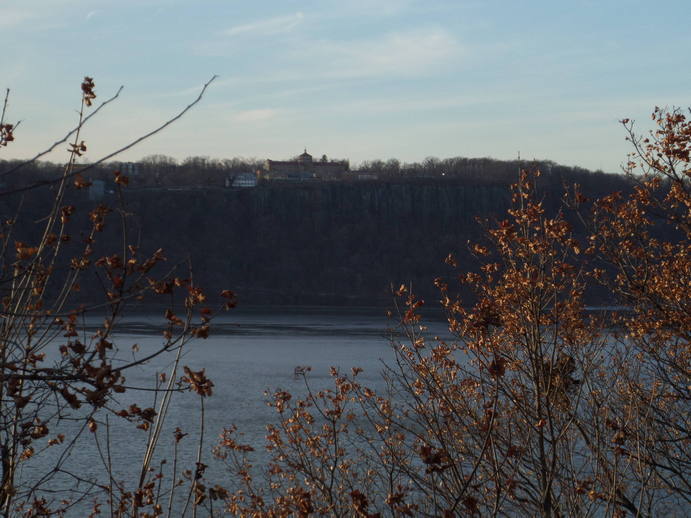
left=0, top=75, right=218, bottom=196
left=0, top=86, right=124, bottom=177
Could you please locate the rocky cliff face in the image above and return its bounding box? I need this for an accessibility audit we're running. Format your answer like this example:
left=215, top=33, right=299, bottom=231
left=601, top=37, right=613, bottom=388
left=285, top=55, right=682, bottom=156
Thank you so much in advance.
left=126, top=181, right=515, bottom=305
left=2, top=174, right=632, bottom=307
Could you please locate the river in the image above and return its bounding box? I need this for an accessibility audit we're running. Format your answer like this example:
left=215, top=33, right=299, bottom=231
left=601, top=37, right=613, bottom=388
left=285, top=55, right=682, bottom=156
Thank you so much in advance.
left=19, top=307, right=451, bottom=515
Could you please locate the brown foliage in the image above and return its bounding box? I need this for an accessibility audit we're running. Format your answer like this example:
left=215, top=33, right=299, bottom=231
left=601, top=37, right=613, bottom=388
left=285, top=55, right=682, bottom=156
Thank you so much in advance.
left=0, top=78, right=229, bottom=517
left=214, top=107, right=689, bottom=518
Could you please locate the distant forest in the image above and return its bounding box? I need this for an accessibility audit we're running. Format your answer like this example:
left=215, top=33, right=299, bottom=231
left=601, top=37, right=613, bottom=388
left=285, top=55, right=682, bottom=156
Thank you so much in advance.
left=0, top=154, right=615, bottom=187
left=0, top=156, right=634, bottom=307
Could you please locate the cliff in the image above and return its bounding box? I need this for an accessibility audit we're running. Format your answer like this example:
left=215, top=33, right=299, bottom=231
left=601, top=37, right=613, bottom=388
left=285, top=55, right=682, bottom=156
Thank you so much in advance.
left=1, top=171, right=634, bottom=307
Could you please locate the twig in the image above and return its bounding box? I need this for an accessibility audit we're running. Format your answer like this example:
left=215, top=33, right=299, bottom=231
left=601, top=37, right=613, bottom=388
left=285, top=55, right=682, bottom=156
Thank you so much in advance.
left=0, top=86, right=124, bottom=178
left=1, top=75, right=218, bottom=196
left=181, top=396, right=206, bottom=518
left=0, top=88, right=9, bottom=126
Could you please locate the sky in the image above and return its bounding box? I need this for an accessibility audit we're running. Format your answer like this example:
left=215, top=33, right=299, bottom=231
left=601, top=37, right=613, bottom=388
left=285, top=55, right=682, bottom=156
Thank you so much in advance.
left=1, top=0, right=689, bottom=172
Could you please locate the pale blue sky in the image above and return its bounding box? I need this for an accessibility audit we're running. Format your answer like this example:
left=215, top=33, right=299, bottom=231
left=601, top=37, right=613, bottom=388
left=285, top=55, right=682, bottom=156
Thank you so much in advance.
left=1, top=0, right=689, bottom=172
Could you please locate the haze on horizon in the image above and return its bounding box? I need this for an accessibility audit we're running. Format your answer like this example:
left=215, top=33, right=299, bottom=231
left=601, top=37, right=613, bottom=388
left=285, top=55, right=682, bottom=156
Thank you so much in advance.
left=1, top=0, right=689, bottom=173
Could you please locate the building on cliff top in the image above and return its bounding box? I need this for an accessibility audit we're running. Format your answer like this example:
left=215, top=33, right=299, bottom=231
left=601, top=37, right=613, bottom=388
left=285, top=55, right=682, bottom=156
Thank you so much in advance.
left=226, top=172, right=258, bottom=188
left=263, top=150, right=348, bottom=181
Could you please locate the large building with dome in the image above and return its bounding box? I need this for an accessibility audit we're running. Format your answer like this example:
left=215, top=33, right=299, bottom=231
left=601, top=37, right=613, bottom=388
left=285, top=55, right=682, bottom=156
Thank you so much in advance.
left=263, top=150, right=348, bottom=181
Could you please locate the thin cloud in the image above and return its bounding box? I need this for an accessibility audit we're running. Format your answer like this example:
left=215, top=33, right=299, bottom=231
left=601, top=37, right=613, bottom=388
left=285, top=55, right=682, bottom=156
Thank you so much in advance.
left=319, top=0, right=414, bottom=19
left=225, top=12, right=304, bottom=37
left=326, top=93, right=505, bottom=115
left=192, top=27, right=463, bottom=90
left=85, top=10, right=99, bottom=21
left=231, top=108, right=281, bottom=123
left=308, top=27, right=463, bottom=79
left=0, top=10, right=35, bottom=28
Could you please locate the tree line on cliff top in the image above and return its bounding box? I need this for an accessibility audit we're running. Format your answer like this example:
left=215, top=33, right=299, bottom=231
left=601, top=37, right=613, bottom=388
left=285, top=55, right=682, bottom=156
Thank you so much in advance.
left=2, top=149, right=619, bottom=189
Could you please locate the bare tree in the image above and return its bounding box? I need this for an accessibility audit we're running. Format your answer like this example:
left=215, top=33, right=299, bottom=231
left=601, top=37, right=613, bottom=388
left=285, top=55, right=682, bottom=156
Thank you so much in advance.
left=0, top=76, right=234, bottom=517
